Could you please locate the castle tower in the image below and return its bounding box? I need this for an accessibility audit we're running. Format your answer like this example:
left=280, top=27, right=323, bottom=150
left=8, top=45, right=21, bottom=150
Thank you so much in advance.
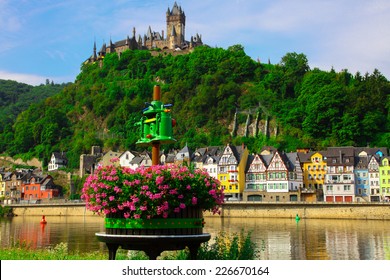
left=166, top=2, right=185, bottom=47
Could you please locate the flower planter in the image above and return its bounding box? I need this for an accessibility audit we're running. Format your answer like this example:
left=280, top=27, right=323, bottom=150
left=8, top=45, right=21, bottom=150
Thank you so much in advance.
left=105, top=207, right=204, bottom=235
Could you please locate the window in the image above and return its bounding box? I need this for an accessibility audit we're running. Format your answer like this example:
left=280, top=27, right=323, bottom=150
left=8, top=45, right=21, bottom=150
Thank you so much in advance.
left=344, top=185, right=350, bottom=191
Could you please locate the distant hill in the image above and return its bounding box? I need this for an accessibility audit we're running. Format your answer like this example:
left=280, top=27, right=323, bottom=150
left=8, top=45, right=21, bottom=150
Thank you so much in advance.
left=0, top=79, right=67, bottom=132
left=0, top=45, right=389, bottom=169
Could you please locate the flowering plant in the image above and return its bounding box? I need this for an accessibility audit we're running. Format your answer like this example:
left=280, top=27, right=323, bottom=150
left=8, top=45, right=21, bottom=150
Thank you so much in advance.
left=81, top=162, right=224, bottom=219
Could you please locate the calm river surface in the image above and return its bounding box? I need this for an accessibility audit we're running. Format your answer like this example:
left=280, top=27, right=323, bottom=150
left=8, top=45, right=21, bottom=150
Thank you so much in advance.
left=1, top=215, right=389, bottom=260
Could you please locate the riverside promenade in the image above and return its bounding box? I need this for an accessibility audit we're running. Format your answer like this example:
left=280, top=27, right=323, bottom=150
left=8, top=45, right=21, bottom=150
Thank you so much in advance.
left=7, top=201, right=390, bottom=220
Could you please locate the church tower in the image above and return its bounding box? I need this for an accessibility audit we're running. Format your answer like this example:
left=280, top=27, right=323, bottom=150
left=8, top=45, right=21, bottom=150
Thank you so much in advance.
left=166, top=2, right=185, bottom=48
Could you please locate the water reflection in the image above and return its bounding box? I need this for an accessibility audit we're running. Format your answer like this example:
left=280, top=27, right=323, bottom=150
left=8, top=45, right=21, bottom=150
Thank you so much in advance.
left=0, top=216, right=107, bottom=253
left=1, top=216, right=389, bottom=260
left=204, top=217, right=390, bottom=260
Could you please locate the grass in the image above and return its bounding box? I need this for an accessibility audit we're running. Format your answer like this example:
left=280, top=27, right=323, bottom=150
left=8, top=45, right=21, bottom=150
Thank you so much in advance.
left=0, top=230, right=259, bottom=260
left=0, top=205, right=12, bottom=217
left=0, top=241, right=107, bottom=260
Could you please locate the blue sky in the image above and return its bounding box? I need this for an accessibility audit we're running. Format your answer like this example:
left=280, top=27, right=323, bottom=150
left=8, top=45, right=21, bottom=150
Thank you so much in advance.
left=0, top=0, right=389, bottom=85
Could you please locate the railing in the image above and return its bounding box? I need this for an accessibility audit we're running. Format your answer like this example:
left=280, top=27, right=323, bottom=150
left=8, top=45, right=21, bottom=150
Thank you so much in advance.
left=300, top=188, right=316, bottom=193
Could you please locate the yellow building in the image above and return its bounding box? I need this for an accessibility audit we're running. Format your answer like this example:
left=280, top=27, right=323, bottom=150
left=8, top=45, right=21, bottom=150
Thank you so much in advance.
left=298, top=151, right=327, bottom=201
left=218, top=144, right=249, bottom=201
left=379, top=157, right=390, bottom=201
left=99, top=150, right=122, bottom=167
left=0, top=172, right=5, bottom=198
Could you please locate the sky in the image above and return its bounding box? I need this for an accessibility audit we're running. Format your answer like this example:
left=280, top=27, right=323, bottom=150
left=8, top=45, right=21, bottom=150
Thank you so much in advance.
left=0, top=0, right=389, bottom=86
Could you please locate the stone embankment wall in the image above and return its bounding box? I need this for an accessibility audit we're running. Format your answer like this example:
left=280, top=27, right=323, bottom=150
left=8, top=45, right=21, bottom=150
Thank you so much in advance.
left=11, top=203, right=96, bottom=217
left=219, top=202, right=390, bottom=220
left=10, top=202, right=390, bottom=220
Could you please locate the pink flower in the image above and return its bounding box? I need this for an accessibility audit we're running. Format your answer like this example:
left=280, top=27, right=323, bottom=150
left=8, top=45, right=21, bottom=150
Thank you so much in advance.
left=156, top=176, right=164, bottom=185
left=191, top=196, right=198, bottom=205
left=179, top=203, right=186, bottom=209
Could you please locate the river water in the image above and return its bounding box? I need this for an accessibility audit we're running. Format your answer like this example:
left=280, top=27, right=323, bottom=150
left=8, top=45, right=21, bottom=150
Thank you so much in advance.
left=1, top=215, right=389, bottom=260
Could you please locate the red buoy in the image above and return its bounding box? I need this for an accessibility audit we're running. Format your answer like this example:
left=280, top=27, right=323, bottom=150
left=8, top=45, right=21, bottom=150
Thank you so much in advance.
left=40, top=215, right=47, bottom=224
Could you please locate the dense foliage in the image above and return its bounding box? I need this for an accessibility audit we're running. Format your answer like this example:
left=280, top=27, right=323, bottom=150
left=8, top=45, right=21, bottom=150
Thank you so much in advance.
left=0, top=45, right=389, bottom=168
left=0, top=80, right=67, bottom=161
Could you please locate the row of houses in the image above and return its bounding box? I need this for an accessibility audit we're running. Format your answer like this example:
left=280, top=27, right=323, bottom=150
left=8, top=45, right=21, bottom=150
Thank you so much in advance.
left=0, top=170, right=58, bottom=203
left=74, top=144, right=390, bottom=203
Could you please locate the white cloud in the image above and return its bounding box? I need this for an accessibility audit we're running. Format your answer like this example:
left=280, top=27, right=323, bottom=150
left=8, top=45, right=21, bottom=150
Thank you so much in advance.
left=0, top=70, right=73, bottom=86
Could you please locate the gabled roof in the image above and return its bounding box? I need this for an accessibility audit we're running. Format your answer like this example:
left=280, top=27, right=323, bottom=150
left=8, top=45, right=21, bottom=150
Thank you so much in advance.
left=284, top=152, right=301, bottom=171
left=52, top=152, right=67, bottom=161
left=130, top=157, right=144, bottom=165
left=176, top=145, right=192, bottom=160
left=260, top=146, right=278, bottom=155
left=297, top=151, right=313, bottom=163
left=204, top=155, right=219, bottom=165
left=354, top=147, right=388, bottom=157
left=324, top=147, right=355, bottom=166
left=261, top=154, right=273, bottom=166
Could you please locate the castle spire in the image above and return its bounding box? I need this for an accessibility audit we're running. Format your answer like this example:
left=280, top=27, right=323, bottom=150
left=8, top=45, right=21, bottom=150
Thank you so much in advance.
left=93, top=40, right=97, bottom=60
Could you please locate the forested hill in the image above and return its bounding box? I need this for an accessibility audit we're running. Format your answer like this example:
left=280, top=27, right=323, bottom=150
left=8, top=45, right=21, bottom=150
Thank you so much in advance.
left=0, top=79, right=67, bottom=144
left=1, top=45, right=389, bottom=169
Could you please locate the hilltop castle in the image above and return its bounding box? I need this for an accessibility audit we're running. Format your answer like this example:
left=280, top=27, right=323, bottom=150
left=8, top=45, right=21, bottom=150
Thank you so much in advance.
left=88, top=2, right=203, bottom=62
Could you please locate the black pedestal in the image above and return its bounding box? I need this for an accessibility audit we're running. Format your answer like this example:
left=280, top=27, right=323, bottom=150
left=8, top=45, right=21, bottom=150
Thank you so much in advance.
left=95, top=232, right=211, bottom=260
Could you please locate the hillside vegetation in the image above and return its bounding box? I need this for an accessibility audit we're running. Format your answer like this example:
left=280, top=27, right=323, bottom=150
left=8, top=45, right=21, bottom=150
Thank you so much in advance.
left=0, top=45, right=389, bottom=168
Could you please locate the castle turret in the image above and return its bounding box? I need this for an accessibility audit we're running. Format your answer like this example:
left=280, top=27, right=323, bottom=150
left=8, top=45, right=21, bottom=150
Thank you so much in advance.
left=166, top=1, right=185, bottom=47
